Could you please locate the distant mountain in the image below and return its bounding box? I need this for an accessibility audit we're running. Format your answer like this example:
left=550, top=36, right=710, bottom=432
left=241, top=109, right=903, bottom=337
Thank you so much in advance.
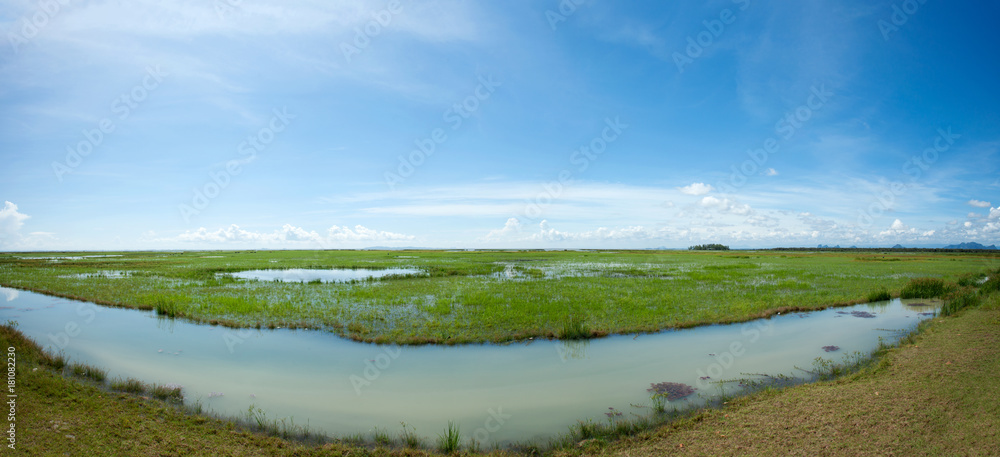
left=891, top=244, right=905, bottom=249
left=942, top=242, right=998, bottom=250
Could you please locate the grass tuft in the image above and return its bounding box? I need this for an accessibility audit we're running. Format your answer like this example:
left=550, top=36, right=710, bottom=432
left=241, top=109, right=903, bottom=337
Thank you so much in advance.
left=558, top=314, right=591, bottom=340
left=940, top=289, right=981, bottom=316
left=151, top=383, right=184, bottom=402
left=867, top=288, right=892, bottom=302
left=900, top=277, right=951, bottom=298
left=68, top=362, right=107, bottom=382
left=437, top=421, right=461, bottom=454
left=399, top=422, right=423, bottom=449
left=110, top=377, right=147, bottom=395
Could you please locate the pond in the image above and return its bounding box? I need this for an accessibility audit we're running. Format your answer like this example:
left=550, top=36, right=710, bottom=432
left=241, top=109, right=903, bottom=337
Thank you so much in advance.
left=0, top=286, right=937, bottom=446
left=225, top=268, right=423, bottom=283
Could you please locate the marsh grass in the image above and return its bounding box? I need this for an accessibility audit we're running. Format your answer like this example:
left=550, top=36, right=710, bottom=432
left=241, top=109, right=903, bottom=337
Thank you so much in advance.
left=1, top=250, right=996, bottom=345
left=940, top=288, right=981, bottom=316
left=398, top=422, right=423, bottom=449
left=372, top=426, right=391, bottom=446
left=558, top=314, right=591, bottom=340
left=437, top=421, right=461, bottom=454
left=151, top=383, right=184, bottom=402
left=867, top=288, right=892, bottom=302
left=110, top=377, right=147, bottom=395
left=68, top=362, right=106, bottom=382
left=900, top=277, right=952, bottom=298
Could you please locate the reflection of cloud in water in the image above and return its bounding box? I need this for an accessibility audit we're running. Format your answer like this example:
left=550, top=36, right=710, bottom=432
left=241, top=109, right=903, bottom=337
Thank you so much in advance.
left=1, top=288, right=18, bottom=302
left=556, top=339, right=590, bottom=362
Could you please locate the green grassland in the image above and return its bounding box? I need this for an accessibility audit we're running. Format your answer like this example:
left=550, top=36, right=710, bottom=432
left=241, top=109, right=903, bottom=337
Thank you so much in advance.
left=1, top=249, right=996, bottom=344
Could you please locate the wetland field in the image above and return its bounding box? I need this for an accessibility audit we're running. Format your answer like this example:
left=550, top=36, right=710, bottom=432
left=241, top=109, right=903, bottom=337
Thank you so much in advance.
left=0, top=249, right=995, bottom=344
left=1, top=249, right=998, bottom=454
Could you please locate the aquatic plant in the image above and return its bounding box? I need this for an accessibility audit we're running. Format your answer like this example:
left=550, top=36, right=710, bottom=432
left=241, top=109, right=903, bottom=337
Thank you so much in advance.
left=110, top=377, right=147, bottom=394
left=151, top=383, right=184, bottom=402
left=68, top=362, right=107, bottom=382
left=398, top=421, right=422, bottom=449
left=558, top=314, right=591, bottom=340
left=940, top=289, right=980, bottom=316
left=650, top=393, right=667, bottom=414
left=436, top=421, right=461, bottom=454
left=867, top=288, right=891, bottom=302
left=646, top=382, right=696, bottom=401
left=900, top=277, right=951, bottom=299
left=822, top=345, right=840, bottom=352
left=371, top=426, right=391, bottom=446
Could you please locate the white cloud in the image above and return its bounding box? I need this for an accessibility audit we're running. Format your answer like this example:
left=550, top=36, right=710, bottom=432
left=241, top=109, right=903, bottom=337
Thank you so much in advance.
left=172, top=224, right=414, bottom=246
left=890, top=219, right=906, bottom=231
left=678, top=182, right=714, bottom=196
left=483, top=217, right=522, bottom=240
left=699, top=196, right=752, bottom=216
left=968, top=199, right=992, bottom=208
left=0, top=201, right=30, bottom=240
left=764, top=168, right=779, bottom=176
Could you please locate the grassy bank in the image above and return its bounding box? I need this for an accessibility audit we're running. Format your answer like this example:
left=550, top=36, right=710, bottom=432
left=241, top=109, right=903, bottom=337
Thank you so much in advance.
left=1, top=250, right=995, bottom=344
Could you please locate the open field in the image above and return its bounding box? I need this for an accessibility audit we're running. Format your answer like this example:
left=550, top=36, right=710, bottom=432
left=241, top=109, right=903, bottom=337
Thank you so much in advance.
left=6, top=268, right=998, bottom=456
left=1, top=250, right=997, bottom=344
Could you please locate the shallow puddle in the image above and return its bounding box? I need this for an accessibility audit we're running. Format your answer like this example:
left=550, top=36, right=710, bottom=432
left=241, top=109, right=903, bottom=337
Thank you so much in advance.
left=0, top=286, right=936, bottom=446
left=226, top=268, right=423, bottom=283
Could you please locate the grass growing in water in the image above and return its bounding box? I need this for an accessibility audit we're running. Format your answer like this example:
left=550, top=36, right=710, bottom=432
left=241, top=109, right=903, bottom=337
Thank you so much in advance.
left=151, top=384, right=184, bottom=402
left=437, top=421, right=461, bottom=454
left=867, top=288, right=891, bottom=302
left=398, top=422, right=423, bottom=449
left=899, top=277, right=952, bottom=298
left=110, top=377, right=147, bottom=395
left=558, top=314, right=591, bottom=339
left=68, top=362, right=107, bottom=382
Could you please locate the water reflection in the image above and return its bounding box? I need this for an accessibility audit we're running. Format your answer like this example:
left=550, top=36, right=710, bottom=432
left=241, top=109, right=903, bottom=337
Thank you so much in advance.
left=555, top=339, right=590, bottom=361
left=1, top=287, right=17, bottom=302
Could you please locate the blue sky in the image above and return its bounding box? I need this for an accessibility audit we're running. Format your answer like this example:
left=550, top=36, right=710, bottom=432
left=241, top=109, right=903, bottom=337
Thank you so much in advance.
left=1, top=0, right=999, bottom=250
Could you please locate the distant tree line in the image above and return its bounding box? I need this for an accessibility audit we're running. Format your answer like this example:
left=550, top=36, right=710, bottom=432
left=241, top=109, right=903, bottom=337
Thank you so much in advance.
left=688, top=244, right=730, bottom=251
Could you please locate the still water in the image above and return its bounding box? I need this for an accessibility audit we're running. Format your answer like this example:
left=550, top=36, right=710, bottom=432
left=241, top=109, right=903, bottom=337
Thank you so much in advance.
left=0, top=286, right=936, bottom=445
left=227, top=268, right=423, bottom=283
